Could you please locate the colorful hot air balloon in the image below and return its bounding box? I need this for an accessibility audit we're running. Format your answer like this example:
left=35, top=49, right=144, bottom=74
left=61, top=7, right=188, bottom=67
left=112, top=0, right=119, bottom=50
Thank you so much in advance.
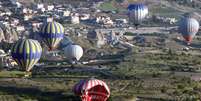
left=127, top=3, right=148, bottom=29
left=73, top=78, right=110, bottom=101
left=64, top=44, right=83, bottom=62
left=40, top=21, right=64, bottom=51
left=178, top=16, right=199, bottom=44
left=11, top=39, right=42, bottom=72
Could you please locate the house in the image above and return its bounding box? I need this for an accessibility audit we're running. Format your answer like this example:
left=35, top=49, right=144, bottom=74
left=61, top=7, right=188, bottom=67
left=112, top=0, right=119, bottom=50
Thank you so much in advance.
left=46, top=17, right=53, bottom=22
left=152, top=15, right=177, bottom=25
left=32, top=21, right=43, bottom=28
left=96, top=15, right=114, bottom=27
left=37, top=3, right=44, bottom=9
left=12, top=18, right=19, bottom=25
left=40, top=8, right=46, bottom=12
left=63, top=10, right=71, bottom=17
left=0, top=12, right=5, bottom=16
left=22, top=8, right=28, bottom=14
left=71, top=13, right=80, bottom=24
left=16, top=26, right=25, bottom=31
left=24, top=14, right=32, bottom=21
left=80, top=14, right=90, bottom=20
left=47, top=5, right=54, bottom=11
left=115, top=18, right=128, bottom=24
left=16, top=2, right=22, bottom=8
left=5, top=11, right=12, bottom=16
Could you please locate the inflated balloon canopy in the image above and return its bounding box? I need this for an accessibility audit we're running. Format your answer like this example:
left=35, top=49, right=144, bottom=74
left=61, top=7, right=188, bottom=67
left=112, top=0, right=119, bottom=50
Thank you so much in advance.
left=39, top=21, right=64, bottom=51
left=73, top=78, right=110, bottom=101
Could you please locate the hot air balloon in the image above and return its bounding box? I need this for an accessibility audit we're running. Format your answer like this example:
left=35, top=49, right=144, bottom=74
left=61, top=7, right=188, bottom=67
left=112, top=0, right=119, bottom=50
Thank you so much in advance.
left=11, top=39, right=42, bottom=76
left=64, top=44, right=83, bottom=62
left=40, top=21, right=64, bottom=51
left=73, top=78, right=110, bottom=101
left=178, top=16, right=199, bottom=45
left=127, top=3, right=148, bottom=29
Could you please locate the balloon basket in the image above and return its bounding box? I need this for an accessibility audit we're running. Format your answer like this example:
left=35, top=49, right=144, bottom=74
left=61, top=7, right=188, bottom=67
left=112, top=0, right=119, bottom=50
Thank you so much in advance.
left=81, top=93, right=108, bottom=101
left=187, top=42, right=191, bottom=46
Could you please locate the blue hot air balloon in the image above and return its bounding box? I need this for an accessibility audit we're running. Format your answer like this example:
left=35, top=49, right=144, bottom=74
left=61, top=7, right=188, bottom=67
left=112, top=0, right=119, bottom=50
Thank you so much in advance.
left=40, top=21, right=64, bottom=51
left=127, top=3, right=148, bottom=29
left=11, top=39, right=42, bottom=72
left=178, top=16, right=199, bottom=45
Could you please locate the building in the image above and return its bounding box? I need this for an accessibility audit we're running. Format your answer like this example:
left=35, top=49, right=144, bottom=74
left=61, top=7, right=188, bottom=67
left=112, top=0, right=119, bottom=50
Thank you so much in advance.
left=80, top=14, right=90, bottom=20
left=63, top=10, right=71, bottom=17
left=47, top=5, right=54, bottom=11
left=96, top=15, right=114, bottom=27
left=71, top=13, right=80, bottom=24
left=37, top=3, right=44, bottom=9
left=46, top=17, right=53, bottom=22
left=16, top=26, right=25, bottom=31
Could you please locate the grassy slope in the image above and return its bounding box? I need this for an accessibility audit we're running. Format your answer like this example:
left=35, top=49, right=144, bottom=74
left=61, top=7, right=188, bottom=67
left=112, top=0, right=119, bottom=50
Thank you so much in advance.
left=1, top=50, right=201, bottom=100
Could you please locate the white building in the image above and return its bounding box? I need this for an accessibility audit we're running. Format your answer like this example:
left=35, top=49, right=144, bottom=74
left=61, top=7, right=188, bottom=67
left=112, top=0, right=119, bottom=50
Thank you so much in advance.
left=16, top=26, right=25, bottom=31
left=71, top=13, right=80, bottom=24
left=22, top=8, right=28, bottom=14
left=80, top=14, right=90, bottom=20
left=63, top=10, right=71, bottom=17
left=0, top=12, right=5, bottom=16
left=5, top=11, right=12, bottom=16
left=13, top=19, right=19, bottom=25
left=41, top=8, right=46, bottom=12
left=32, top=22, right=43, bottom=28
left=46, top=17, right=53, bottom=22
left=96, top=16, right=114, bottom=26
left=37, top=4, right=44, bottom=9
left=24, top=15, right=30, bottom=21
left=115, top=18, right=128, bottom=24
left=24, top=14, right=33, bottom=21
left=47, top=5, right=54, bottom=11
left=16, top=2, right=22, bottom=8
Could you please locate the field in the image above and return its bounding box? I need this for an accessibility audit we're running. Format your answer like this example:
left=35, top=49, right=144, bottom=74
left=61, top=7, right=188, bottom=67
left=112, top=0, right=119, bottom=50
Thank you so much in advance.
left=1, top=40, right=201, bottom=101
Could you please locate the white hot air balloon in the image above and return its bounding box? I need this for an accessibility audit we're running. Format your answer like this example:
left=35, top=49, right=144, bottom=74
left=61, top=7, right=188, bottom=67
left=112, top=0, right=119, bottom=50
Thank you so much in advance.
left=64, top=44, right=83, bottom=62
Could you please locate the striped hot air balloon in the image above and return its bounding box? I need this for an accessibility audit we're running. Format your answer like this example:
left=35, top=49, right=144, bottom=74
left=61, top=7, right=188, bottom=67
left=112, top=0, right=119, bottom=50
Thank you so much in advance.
left=73, top=78, right=110, bottom=101
left=127, top=3, right=148, bottom=29
left=64, top=44, right=83, bottom=62
left=40, top=21, right=64, bottom=51
left=11, top=39, right=42, bottom=72
left=178, top=16, right=199, bottom=45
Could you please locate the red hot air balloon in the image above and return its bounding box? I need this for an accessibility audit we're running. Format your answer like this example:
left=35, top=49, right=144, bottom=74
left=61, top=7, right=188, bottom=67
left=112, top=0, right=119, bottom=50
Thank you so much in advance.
left=73, top=78, right=110, bottom=101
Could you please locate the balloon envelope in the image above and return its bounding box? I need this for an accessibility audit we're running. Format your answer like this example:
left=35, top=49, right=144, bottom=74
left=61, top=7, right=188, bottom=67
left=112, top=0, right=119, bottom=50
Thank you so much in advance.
left=127, top=3, right=148, bottom=26
left=178, top=17, right=199, bottom=43
left=11, top=39, right=42, bottom=72
left=40, top=21, right=64, bottom=50
left=73, top=78, right=110, bottom=101
left=64, top=44, right=83, bottom=61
